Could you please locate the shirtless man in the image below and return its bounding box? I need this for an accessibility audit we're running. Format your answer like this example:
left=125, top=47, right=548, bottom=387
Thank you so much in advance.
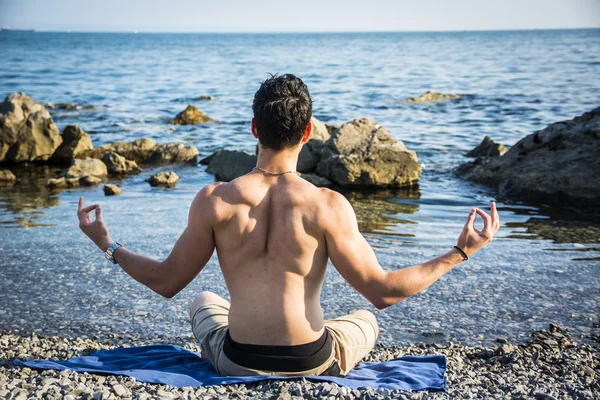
left=77, top=74, right=499, bottom=377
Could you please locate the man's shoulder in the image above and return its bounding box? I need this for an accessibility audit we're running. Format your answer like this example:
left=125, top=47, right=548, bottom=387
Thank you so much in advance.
left=188, top=182, right=227, bottom=219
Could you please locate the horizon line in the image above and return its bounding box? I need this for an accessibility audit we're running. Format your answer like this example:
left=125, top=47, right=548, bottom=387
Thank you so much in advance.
left=1, top=26, right=599, bottom=35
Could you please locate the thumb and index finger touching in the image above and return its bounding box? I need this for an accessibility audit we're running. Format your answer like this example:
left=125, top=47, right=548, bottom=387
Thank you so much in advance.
left=77, top=196, right=103, bottom=223
left=464, top=202, right=498, bottom=237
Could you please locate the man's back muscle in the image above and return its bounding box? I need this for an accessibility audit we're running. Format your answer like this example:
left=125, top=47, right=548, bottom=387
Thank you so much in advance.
left=208, top=173, right=330, bottom=346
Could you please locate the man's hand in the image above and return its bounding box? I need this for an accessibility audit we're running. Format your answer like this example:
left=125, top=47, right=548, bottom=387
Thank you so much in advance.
left=77, top=196, right=113, bottom=252
left=456, top=202, right=500, bottom=257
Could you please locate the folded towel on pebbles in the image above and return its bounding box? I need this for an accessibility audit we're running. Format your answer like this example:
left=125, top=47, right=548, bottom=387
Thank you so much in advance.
left=16, top=344, right=446, bottom=391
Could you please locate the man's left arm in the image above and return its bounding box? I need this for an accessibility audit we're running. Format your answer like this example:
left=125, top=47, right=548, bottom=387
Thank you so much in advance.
left=77, top=186, right=217, bottom=298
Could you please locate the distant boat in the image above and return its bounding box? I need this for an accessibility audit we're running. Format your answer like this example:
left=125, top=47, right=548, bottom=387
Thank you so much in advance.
left=1, top=26, right=9, bottom=31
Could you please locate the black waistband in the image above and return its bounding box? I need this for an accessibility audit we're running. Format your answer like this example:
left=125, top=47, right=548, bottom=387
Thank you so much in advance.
left=223, top=329, right=332, bottom=372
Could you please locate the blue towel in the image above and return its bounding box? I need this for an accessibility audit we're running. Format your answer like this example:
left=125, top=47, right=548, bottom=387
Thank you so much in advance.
left=16, top=344, right=446, bottom=391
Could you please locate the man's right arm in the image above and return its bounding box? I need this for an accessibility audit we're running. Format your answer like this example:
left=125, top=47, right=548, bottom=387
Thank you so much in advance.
left=323, top=191, right=499, bottom=310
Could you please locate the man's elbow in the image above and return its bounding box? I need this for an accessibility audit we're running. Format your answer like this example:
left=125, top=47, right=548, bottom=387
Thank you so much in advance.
left=160, top=289, right=177, bottom=299
left=371, top=295, right=407, bottom=310
left=152, top=281, right=178, bottom=299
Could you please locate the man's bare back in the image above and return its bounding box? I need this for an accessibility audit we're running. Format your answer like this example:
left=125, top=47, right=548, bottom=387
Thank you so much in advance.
left=76, top=74, right=499, bottom=376
left=208, top=173, right=333, bottom=345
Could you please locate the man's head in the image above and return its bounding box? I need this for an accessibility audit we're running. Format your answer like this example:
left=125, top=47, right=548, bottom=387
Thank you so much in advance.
left=252, top=74, right=312, bottom=151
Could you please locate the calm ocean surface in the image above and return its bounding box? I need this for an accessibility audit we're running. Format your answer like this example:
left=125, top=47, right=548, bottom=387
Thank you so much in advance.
left=0, top=30, right=599, bottom=345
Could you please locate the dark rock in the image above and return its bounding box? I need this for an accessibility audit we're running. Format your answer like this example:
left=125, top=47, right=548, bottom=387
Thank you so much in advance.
left=169, top=105, right=212, bottom=125
left=104, top=183, right=123, bottom=196
left=148, top=171, right=179, bottom=187
left=405, top=91, right=461, bottom=103
left=205, top=150, right=256, bottom=182
left=466, top=136, right=507, bottom=158
left=316, top=118, right=421, bottom=188
left=101, top=152, right=141, bottom=175
left=65, top=158, right=107, bottom=179
left=297, top=145, right=320, bottom=172
left=52, top=125, right=93, bottom=163
left=199, top=152, right=218, bottom=165
left=0, top=92, right=62, bottom=163
left=195, top=96, right=216, bottom=101
left=456, top=107, right=600, bottom=211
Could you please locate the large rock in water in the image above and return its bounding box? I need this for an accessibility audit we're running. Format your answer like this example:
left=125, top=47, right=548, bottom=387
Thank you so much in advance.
left=297, top=116, right=331, bottom=173
left=0, top=93, right=62, bottom=163
left=52, top=125, right=93, bottom=163
left=316, top=118, right=421, bottom=188
left=169, top=105, right=212, bottom=125
left=206, top=150, right=256, bottom=182
left=456, top=107, right=600, bottom=211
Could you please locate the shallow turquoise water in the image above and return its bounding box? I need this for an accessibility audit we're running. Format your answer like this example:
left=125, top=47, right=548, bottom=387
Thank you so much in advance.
left=0, top=30, right=599, bottom=344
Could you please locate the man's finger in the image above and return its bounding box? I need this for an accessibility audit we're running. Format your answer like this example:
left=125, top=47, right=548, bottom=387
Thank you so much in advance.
left=82, top=204, right=99, bottom=213
left=95, top=205, right=103, bottom=222
left=493, top=202, right=500, bottom=233
left=464, top=208, right=476, bottom=230
left=78, top=197, right=84, bottom=214
left=475, top=208, right=493, bottom=236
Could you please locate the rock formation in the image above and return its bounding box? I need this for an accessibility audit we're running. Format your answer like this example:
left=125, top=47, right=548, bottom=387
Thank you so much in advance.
left=456, top=107, right=600, bottom=211
left=91, top=138, right=158, bottom=164
left=148, top=143, right=199, bottom=164
left=104, top=183, right=122, bottom=196
left=405, top=91, right=461, bottom=103
left=52, top=125, right=93, bottom=163
left=205, top=150, right=256, bottom=182
left=465, top=136, right=507, bottom=158
left=101, top=152, right=141, bottom=175
left=169, top=105, right=212, bottom=125
left=148, top=171, right=180, bottom=187
left=65, top=158, right=107, bottom=179
left=316, top=118, right=421, bottom=188
left=0, top=93, right=62, bottom=163
left=89, top=139, right=198, bottom=165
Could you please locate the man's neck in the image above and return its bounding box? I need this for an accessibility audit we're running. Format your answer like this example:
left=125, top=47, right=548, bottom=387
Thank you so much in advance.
left=255, top=145, right=300, bottom=174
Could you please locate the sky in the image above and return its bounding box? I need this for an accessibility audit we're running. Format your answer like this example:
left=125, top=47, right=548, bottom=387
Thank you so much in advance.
left=1, top=0, right=599, bottom=33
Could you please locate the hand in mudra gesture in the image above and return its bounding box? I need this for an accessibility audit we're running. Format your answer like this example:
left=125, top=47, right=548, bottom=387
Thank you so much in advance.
left=457, top=202, right=500, bottom=258
left=77, top=196, right=113, bottom=252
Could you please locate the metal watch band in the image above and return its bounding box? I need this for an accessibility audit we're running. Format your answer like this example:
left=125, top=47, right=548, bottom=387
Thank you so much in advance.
left=105, top=242, right=123, bottom=264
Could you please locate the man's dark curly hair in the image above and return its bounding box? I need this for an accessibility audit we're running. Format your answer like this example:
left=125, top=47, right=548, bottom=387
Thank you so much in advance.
left=252, top=74, right=312, bottom=151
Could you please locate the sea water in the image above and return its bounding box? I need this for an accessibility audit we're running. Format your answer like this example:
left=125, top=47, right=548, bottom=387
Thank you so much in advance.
left=0, top=29, right=599, bottom=344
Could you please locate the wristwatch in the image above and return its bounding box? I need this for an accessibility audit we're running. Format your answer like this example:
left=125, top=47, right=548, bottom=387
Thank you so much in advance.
left=105, top=242, right=123, bottom=264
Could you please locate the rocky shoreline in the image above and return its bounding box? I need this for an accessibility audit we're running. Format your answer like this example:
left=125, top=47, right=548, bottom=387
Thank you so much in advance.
left=1, top=324, right=597, bottom=399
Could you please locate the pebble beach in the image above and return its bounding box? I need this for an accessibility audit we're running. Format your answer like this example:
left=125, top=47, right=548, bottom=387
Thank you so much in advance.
left=2, top=324, right=598, bottom=399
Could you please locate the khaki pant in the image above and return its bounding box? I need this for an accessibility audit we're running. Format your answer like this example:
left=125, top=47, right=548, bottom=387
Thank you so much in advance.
left=191, top=303, right=379, bottom=376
